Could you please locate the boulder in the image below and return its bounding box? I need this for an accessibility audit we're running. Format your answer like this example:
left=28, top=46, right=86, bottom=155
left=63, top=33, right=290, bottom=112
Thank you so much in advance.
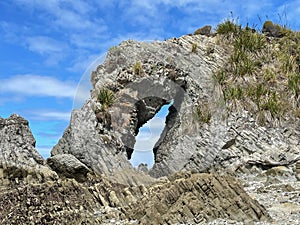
left=194, top=25, right=212, bottom=36
left=47, top=154, right=90, bottom=182
left=262, top=20, right=284, bottom=37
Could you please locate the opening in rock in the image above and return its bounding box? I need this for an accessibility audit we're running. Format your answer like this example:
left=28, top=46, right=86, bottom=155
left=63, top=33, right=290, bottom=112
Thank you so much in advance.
left=130, top=101, right=173, bottom=169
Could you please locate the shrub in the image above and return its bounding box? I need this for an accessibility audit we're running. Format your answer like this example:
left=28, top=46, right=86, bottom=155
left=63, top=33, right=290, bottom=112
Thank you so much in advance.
left=261, top=91, right=282, bottom=118
left=234, top=29, right=266, bottom=53
left=231, top=53, right=256, bottom=76
left=288, top=72, right=300, bottom=98
left=223, top=86, right=243, bottom=102
left=246, top=84, right=267, bottom=109
left=191, top=42, right=198, bottom=53
left=213, top=70, right=226, bottom=86
left=263, top=68, right=276, bottom=82
left=97, top=88, right=115, bottom=111
left=281, top=54, right=297, bottom=74
left=194, top=103, right=211, bottom=123
left=133, top=62, right=144, bottom=76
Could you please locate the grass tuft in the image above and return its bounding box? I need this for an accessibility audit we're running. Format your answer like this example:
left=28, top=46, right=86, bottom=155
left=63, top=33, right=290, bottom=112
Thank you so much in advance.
left=97, top=88, right=115, bottom=111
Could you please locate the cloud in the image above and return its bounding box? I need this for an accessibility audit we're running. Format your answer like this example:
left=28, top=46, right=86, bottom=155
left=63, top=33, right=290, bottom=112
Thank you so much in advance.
left=0, top=96, right=24, bottom=106
left=134, top=117, right=166, bottom=151
left=130, top=150, right=154, bottom=167
left=27, top=110, right=71, bottom=121
left=26, top=36, right=67, bottom=55
left=15, top=0, right=107, bottom=32
left=0, top=75, right=77, bottom=98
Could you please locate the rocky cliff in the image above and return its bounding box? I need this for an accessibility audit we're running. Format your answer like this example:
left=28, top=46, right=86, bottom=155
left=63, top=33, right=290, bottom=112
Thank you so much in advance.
left=1, top=22, right=300, bottom=224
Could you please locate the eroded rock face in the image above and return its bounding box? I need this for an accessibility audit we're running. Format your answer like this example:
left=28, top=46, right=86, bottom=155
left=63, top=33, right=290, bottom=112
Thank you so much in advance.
left=0, top=171, right=271, bottom=224
left=52, top=33, right=300, bottom=183
left=0, top=114, right=57, bottom=184
left=52, top=34, right=226, bottom=181
left=125, top=172, right=271, bottom=224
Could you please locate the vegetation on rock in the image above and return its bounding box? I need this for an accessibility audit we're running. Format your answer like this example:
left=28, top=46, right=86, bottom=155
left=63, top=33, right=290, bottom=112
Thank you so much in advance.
left=215, top=19, right=300, bottom=124
left=133, top=61, right=144, bottom=76
left=97, top=88, right=115, bottom=111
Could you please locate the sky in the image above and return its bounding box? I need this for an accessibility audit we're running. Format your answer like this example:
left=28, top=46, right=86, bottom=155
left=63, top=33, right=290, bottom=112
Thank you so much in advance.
left=0, top=0, right=300, bottom=165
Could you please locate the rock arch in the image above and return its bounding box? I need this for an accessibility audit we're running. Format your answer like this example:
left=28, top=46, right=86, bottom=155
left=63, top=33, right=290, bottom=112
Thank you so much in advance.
left=110, top=75, right=186, bottom=160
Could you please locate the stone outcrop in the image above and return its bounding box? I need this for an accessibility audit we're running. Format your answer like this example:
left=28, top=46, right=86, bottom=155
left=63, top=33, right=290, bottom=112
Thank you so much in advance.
left=0, top=178, right=101, bottom=225
left=0, top=171, right=271, bottom=224
left=194, top=25, right=212, bottom=36
left=52, top=32, right=300, bottom=181
left=124, top=172, right=270, bottom=224
left=52, top=34, right=227, bottom=180
left=0, top=114, right=57, bottom=185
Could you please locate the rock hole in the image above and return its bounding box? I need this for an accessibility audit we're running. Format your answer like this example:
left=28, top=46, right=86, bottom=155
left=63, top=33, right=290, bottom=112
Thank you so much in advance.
left=130, top=101, right=174, bottom=169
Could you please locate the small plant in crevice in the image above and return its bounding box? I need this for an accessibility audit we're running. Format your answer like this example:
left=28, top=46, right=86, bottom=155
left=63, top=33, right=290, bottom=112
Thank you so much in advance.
left=133, top=61, right=144, bottom=76
left=261, top=91, right=283, bottom=118
left=223, top=86, right=243, bottom=102
left=108, top=45, right=118, bottom=52
left=263, top=68, right=276, bottom=83
left=213, top=69, right=226, bottom=86
left=281, top=54, right=297, bottom=74
left=193, top=103, right=211, bottom=124
left=288, top=72, right=300, bottom=101
left=97, top=88, right=115, bottom=111
left=191, top=42, right=198, bottom=53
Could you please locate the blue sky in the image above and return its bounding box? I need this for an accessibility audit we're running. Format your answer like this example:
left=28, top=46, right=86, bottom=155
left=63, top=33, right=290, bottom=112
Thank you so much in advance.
left=0, top=1, right=299, bottom=161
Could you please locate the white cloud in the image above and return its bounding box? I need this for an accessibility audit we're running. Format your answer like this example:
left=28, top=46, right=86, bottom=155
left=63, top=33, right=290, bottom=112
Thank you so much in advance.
left=0, top=75, right=77, bottom=98
left=16, top=0, right=107, bottom=32
left=26, top=36, right=67, bottom=54
left=27, top=111, right=71, bottom=121
left=0, top=96, right=24, bottom=106
left=134, top=117, right=166, bottom=151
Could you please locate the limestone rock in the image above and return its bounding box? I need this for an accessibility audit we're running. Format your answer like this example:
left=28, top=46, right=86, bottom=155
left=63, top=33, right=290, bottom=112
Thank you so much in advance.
left=52, top=34, right=227, bottom=181
left=0, top=114, right=57, bottom=184
left=47, top=154, right=90, bottom=182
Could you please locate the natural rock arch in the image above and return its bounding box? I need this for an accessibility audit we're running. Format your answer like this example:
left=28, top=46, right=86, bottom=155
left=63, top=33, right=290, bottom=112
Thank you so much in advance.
left=109, top=76, right=186, bottom=160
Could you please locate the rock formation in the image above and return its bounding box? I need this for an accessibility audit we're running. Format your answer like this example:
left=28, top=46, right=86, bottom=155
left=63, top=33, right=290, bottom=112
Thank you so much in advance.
left=0, top=114, right=57, bottom=185
left=52, top=31, right=300, bottom=180
left=1, top=22, right=300, bottom=224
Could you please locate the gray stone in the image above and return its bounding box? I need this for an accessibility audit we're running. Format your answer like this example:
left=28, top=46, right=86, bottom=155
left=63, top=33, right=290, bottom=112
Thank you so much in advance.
left=0, top=114, right=57, bottom=183
left=47, top=154, right=90, bottom=182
